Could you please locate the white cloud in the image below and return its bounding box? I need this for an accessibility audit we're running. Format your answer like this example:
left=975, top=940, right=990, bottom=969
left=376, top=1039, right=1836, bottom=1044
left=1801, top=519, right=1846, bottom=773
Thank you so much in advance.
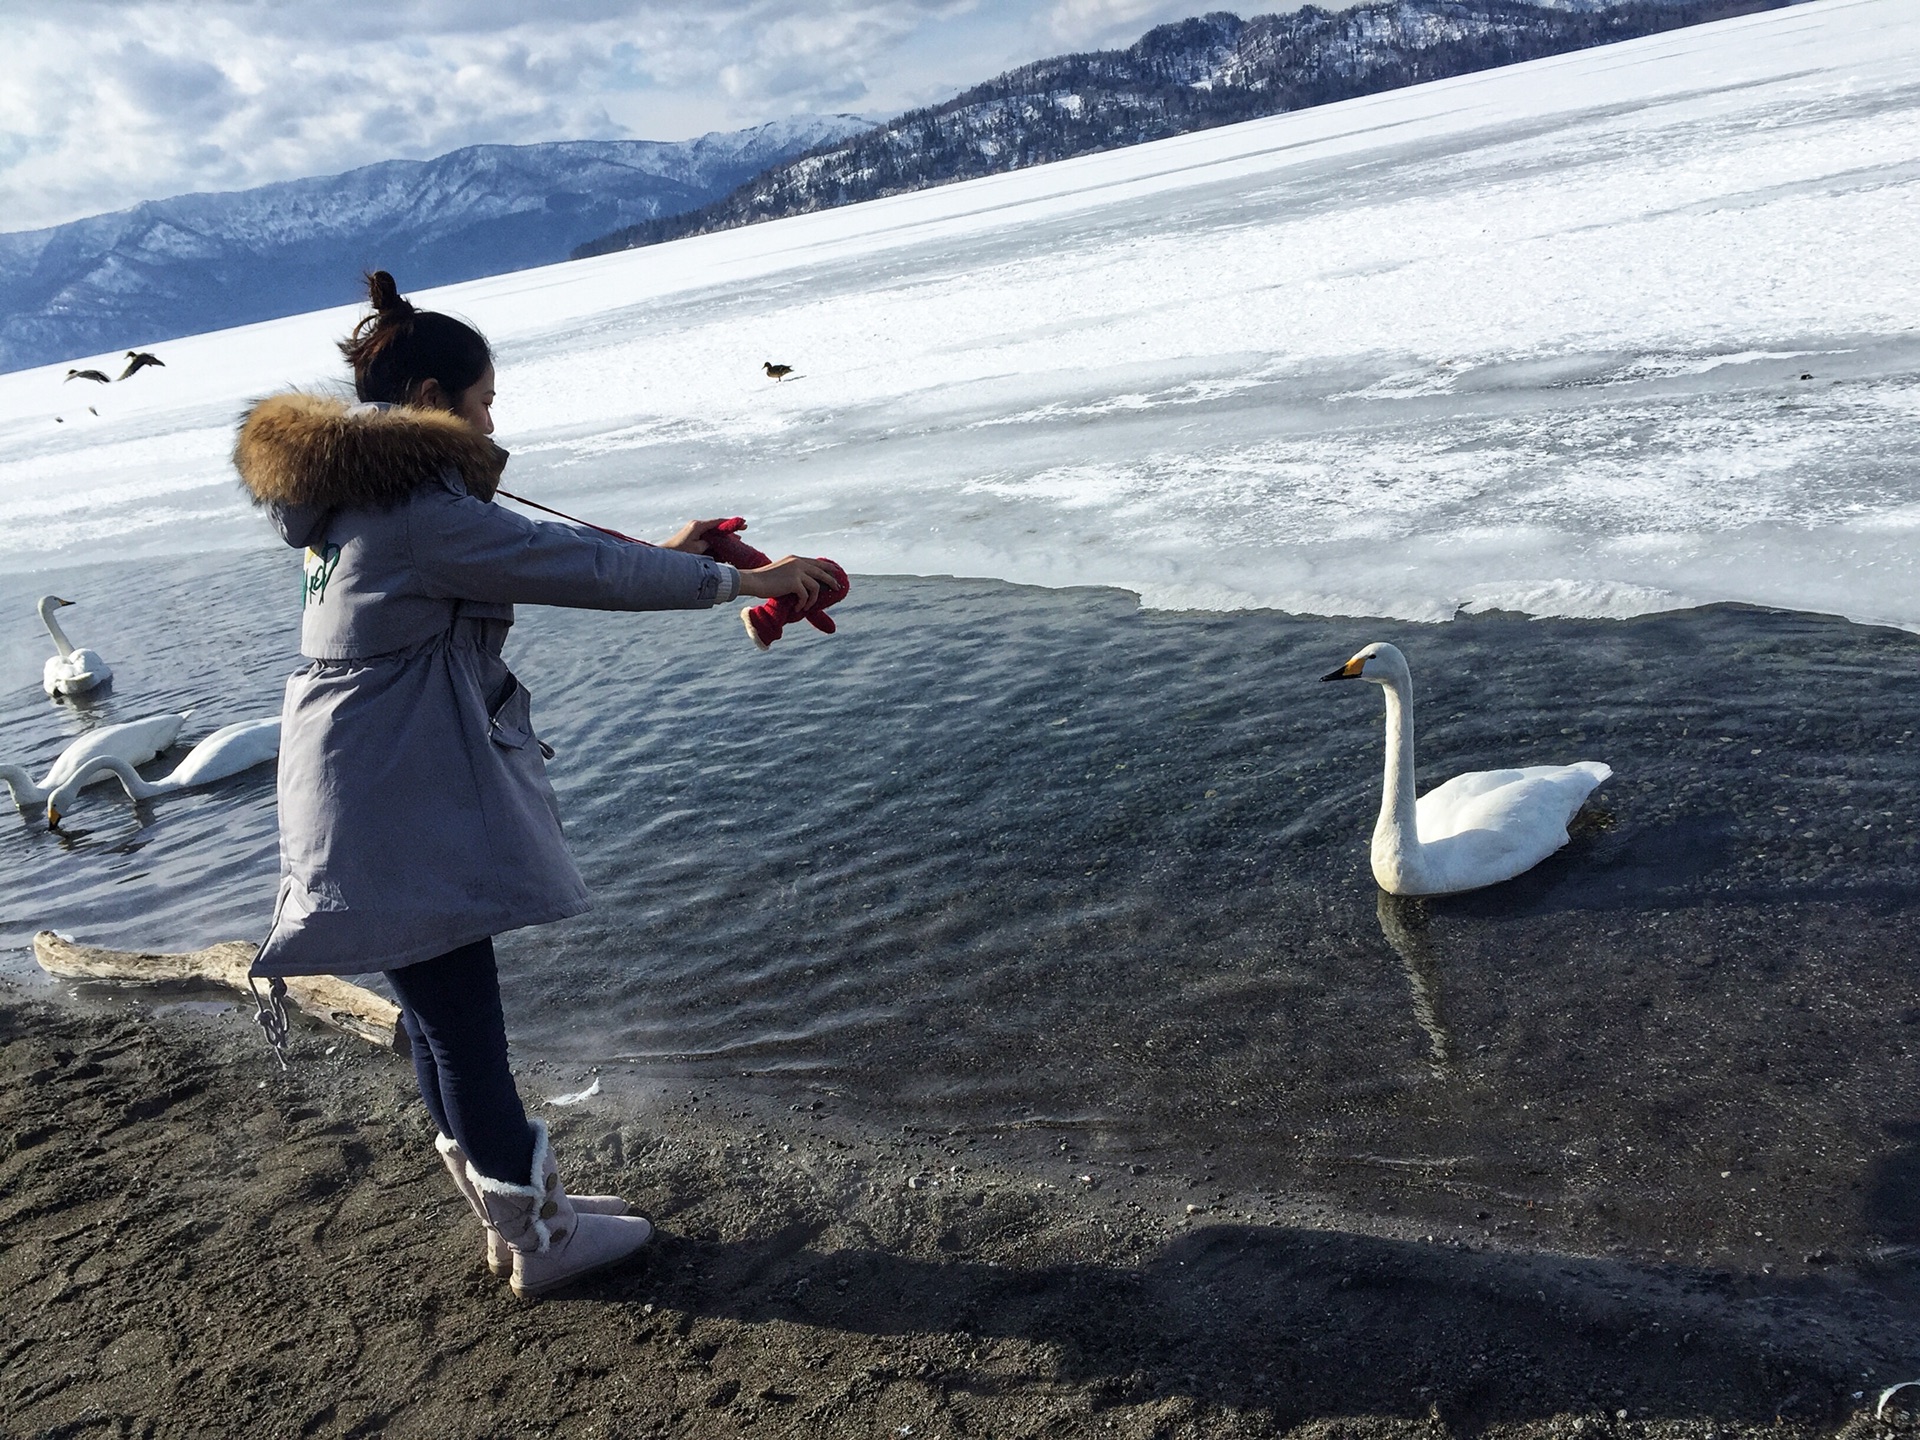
left=1041, top=0, right=1207, bottom=47
left=0, top=0, right=1249, bottom=232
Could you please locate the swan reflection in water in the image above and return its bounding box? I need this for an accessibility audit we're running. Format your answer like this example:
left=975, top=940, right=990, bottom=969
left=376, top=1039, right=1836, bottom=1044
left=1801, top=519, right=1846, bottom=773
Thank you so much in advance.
left=1375, top=891, right=1455, bottom=1077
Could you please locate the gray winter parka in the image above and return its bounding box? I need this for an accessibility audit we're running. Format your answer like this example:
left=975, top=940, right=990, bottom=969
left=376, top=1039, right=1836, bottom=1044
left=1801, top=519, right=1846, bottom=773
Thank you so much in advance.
left=232, top=393, right=739, bottom=978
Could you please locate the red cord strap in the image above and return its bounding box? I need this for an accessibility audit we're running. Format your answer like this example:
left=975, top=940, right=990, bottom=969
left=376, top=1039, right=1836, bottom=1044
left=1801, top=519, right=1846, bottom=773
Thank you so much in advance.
left=495, top=488, right=647, bottom=545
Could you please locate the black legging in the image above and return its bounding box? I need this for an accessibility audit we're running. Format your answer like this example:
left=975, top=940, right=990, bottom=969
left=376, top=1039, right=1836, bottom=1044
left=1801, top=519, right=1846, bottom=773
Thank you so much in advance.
left=386, top=937, right=536, bottom=1186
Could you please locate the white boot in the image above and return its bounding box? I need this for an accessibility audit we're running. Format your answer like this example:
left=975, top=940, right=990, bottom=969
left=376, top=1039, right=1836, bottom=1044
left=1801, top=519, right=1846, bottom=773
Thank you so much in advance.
left=435, top=1131, right=632, bottom=1279
left=466, top=1120, right=654, bottom=1298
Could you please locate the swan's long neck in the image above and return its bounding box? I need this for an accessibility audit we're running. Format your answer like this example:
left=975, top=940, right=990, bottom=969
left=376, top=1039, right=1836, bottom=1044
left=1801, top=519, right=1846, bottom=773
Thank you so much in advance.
left=63, top=756, right=160, bottom=804
left=1374, top=670, right=1420, bottom=871
left=38, top=599, right=74, bottom=657
left=0, top=764, right=42, bottom=805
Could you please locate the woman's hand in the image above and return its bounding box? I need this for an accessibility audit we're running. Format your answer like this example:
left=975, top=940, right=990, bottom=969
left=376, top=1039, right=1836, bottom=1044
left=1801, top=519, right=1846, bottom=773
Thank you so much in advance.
left=660, top=518, right=727, bottom=554
left=739, top=556, right=838, bottom=611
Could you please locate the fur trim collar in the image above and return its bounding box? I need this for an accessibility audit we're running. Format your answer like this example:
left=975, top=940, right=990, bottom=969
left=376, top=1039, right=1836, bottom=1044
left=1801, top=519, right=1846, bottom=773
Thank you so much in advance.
left=232, top=391, right=507, bottom=510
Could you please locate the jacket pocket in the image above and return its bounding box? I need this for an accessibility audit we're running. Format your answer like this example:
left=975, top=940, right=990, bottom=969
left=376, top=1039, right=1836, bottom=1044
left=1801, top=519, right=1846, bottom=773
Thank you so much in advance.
left=487, top=673, right=534, bottom=751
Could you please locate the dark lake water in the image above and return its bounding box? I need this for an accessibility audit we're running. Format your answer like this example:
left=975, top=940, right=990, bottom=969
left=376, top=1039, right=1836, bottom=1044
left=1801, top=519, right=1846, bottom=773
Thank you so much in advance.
left=4, top=547, right=1917, bottom=1271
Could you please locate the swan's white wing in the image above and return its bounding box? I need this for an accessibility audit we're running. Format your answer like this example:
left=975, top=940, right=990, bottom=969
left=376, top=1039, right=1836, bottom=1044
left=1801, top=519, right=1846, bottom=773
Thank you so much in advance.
left=1415, top=825, right=1564, bottom=894
left=42, top=714, right=187, bottom=788
left=1411, top=762, right=1610, bottom=893
left=167, top=719, right=281, bottom=786
left=43, top=654, right=80, bottom=695
left=1417, top=762, right=1609, bottom=841
left=43, top=648, right=111, bottom=697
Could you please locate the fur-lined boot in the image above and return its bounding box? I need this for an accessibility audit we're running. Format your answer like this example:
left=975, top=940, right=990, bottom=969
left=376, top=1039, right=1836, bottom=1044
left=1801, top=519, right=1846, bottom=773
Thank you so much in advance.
left=464, top=1120, right=654, bottom=1298
left=435, top=1132, right=634, bottom=1279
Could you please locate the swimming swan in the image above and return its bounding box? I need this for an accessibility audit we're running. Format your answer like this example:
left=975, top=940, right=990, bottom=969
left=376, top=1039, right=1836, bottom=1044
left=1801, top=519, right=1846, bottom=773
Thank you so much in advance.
left=39, top=596, right=113, bottom=698
left=47, top=718, right=280, bottom=827
left=1, top=713, right=189, bottom=809
left=1323, top=642, right=1610, bottom=896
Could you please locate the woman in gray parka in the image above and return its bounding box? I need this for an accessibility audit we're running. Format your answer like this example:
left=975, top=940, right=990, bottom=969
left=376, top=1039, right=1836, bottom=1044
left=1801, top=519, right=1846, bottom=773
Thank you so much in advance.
left=233, top=271, right=835, bottom=1298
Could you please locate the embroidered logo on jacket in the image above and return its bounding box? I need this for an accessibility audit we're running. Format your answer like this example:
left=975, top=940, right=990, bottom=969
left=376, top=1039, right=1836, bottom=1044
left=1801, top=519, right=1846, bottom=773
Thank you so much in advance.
left=302, top=544, right=341, bottom=607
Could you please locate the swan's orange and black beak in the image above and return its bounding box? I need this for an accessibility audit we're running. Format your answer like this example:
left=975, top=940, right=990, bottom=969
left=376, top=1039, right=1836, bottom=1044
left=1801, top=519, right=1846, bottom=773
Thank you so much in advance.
left=1321, top=656, right=1366, bottom=682
left=45, top=803, right=62, bottom=828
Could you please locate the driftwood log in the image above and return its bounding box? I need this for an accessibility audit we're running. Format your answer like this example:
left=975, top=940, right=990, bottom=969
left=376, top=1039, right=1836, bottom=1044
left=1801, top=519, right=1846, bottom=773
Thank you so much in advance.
left=32, top=930, right=405, bottom=1053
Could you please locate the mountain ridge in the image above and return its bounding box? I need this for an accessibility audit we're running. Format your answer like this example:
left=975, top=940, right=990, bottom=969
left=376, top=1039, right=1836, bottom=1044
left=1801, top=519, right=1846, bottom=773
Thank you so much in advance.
left=573, top=0, right=1802, bottom=260
left=0, top=116, right=870, bottom=375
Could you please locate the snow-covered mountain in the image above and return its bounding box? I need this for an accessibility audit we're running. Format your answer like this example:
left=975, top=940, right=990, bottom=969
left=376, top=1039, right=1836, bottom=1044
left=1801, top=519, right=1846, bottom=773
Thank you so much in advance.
left=577, top=0, right=1801, bottom=257
left=0, top=116, right=871, bottom=375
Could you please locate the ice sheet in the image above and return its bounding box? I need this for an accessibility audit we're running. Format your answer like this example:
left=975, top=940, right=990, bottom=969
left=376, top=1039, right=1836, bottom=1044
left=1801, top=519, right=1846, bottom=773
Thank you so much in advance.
left=2, top=0, right=1916, bottom=628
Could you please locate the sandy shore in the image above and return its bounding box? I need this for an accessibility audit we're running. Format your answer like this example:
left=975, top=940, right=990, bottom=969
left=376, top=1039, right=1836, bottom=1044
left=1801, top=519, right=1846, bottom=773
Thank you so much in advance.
left=4, top=979, right=1918, bottom=1440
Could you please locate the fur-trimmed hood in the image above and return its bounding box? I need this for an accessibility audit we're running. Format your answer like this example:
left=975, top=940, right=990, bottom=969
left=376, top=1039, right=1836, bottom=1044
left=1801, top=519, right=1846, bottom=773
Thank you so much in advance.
left=233, top=392, right=508, bottom=529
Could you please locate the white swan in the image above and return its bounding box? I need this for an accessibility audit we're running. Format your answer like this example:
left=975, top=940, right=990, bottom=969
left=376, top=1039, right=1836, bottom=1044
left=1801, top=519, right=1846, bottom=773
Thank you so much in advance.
left=46, top=718, right=280, bottom=827
left=38, top=595, right=113, bottom=698
left=1, top=713, right=189, bottom=809
left=1323, top=641, right=1610, bottom=896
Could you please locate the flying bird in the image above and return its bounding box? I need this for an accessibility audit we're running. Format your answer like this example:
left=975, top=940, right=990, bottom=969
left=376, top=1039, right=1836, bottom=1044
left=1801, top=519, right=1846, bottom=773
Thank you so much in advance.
left=119, top=351, right=165, bottom=379
left=763, top=361, right=793, bottom=381
left=65, top=368, right=111, bottom=384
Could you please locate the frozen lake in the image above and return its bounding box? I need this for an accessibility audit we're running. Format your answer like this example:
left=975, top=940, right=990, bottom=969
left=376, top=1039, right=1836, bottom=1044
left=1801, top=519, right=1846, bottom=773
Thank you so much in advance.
left=1, top=0, right=1917, bottom=627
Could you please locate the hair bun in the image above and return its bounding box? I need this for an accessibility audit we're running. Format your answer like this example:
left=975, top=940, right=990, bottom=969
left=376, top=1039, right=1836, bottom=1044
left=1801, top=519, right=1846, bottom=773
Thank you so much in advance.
left=366, top=270, right=413, bottom=319
left=340, top=266, right=492, bottom=406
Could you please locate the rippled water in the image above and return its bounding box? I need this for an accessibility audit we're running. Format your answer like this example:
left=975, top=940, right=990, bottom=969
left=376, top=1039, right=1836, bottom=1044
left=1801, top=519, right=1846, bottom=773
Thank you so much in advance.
left=4, top=549, right=1918, bottom=1266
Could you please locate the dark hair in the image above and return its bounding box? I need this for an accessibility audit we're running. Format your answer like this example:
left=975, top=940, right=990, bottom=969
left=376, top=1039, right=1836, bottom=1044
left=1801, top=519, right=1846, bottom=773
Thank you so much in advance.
left=338, top=270, right=493, bottom=406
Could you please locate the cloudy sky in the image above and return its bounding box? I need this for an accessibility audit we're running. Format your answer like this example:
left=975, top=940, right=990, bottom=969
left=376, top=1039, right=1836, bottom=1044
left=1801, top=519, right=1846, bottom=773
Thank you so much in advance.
left=0, top=0, right=1233, bottom=233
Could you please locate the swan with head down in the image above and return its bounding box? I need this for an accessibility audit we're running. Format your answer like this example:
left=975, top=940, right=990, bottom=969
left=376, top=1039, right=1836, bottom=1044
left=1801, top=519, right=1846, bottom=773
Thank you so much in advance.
left=1323, top=641, right=1610, bottom=896
left=46, top=718, right=280, bottom=827
left=0, top=713, right=188, bottom=809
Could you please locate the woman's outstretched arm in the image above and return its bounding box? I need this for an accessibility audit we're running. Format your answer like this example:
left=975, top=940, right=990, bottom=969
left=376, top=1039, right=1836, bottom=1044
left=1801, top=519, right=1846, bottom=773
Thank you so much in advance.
left=409, top=483, right=836, bottom=612
left=410, top=483, right=733, bottom=611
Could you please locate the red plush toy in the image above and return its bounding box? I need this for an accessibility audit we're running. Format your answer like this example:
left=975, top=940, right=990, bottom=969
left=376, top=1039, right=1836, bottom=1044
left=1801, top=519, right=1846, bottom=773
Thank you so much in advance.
left=699, top=517, right=850, bottom=651
left=495, top=492, right=847, bottom=650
